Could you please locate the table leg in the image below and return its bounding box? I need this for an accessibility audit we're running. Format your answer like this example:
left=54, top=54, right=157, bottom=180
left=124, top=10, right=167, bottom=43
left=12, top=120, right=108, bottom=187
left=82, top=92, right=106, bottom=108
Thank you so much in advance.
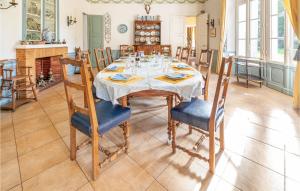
left=121, top=96, right=128, bottom=107
left=167, top=95, right=173, bottom=144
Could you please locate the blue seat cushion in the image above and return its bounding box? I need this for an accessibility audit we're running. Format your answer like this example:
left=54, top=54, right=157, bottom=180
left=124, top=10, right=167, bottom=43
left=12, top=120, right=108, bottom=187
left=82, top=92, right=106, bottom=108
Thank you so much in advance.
left=71, top=100, right=131, bottom=136
left=171, top=98, right=224, bottom=132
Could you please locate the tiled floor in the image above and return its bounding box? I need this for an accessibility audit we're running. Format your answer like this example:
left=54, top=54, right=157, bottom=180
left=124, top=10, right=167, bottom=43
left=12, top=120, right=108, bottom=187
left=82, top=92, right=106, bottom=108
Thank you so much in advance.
left=1, top=74, right=300, bottom=191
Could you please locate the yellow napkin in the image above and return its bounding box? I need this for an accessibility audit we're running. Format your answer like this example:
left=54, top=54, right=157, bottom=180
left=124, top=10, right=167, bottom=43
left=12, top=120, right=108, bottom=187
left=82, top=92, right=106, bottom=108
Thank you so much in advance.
left=103, top=67, right=125, bottom=73
left=172, top=66, right=194, bottom=71
left=155, top=74, right=194, bottom=84
left=106, top=76, right=144, bottom=85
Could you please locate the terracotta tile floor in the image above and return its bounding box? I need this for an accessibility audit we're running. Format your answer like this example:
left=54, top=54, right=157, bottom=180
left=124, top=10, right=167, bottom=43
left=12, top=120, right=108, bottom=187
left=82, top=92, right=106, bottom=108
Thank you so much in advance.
left=1, top=74, right=300, bottom=191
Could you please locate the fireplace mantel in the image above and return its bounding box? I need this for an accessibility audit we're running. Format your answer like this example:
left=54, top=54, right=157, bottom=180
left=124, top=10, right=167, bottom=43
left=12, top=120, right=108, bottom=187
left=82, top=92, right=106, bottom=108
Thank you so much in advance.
left=16, top=45, right=68, bottom=91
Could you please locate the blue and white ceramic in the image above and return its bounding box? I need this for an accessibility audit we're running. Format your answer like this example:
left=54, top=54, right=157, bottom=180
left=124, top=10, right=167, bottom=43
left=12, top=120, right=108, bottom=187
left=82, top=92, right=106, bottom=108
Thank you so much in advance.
left=175, top=64, right=189, bottom=69
left=106, top=65, right=118, bottom=71
left=110, top=74, right=131, bottom=81
left=166, top=73, right=186, bottom=79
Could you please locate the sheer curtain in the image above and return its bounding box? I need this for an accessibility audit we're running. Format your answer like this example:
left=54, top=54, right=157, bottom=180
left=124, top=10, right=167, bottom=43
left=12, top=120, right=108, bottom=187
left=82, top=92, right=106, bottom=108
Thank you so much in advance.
left=216, top=0, right=227, bottom=73
left=283, top=0, right=300, bottom=109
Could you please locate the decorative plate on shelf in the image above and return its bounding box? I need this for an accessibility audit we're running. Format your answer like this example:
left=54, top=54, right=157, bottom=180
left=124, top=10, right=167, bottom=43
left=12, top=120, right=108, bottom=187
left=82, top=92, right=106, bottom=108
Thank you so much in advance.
left=151, top=31, right=155, bottom=36
left=136, top=25, right=141, bottom=30
left=140, top=37, right=145, bottom=42
left=118, top=24, right=128, bottom=33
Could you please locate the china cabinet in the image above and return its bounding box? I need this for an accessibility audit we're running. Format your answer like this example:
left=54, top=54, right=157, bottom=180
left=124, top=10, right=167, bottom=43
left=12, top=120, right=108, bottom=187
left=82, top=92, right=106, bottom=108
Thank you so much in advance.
left=23, top=0, right=59, bottom=41
left=134, top=20, right=161, bottom=55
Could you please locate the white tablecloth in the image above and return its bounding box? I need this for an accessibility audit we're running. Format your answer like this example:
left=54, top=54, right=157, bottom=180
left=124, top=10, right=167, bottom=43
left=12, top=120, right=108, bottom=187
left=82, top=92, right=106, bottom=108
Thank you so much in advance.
left=94, top=59, right=203, bottom=104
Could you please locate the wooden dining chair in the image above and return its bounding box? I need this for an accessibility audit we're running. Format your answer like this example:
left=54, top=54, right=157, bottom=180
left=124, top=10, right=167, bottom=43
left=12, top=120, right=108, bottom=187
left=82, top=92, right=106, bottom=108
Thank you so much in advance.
left=0, top=64, right=37, bottom=111
left=82, top=51, right=100, bottom=100
left=60, top=57, right=131, bottom=180
left=170, top=57, right=233, bottom=173
left=180, top=47, right=190, bottom=63
left=175, top=47, right=181, bottom=59
left=199, top=49, right=215, bottom=101
left=106, top=47, right=113, bottom=65
left=94, top=48, right=107, bottom=72
left=160, top=45, right=172, bottom=56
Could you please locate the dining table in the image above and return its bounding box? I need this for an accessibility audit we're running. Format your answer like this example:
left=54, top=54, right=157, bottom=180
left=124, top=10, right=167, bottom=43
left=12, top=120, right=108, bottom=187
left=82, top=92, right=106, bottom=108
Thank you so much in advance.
left=93, top=56, right=204, bottom=142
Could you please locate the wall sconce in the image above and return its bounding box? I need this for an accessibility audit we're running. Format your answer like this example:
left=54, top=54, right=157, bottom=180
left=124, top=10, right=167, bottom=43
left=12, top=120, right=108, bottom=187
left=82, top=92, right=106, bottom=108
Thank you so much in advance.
left=67, top=16, right=77, bottom=27
left=0, top=0, right=18, bottom=9
left=207, top=19, right=215, bottom=28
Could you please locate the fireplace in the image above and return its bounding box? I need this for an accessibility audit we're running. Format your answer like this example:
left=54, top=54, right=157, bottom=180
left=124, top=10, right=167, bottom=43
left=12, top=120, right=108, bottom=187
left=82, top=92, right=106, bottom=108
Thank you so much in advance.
left=35, top=56, right=63, bottom=90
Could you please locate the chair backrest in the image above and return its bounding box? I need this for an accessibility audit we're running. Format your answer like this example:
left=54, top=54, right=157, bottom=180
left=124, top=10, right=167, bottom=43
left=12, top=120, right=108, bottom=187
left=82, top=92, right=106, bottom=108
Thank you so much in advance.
left=209, top=57, right=233, bottom=127
left=60, top=57, right=98, bottom=137
left=82, top=51, right=95, bottom=82
left=175, top=47, right=181, bottom=59
left=180, top=47, right=190, bottom=63
left=160, top=45, right=172, bottom=56
left=94, top=48, right=107, bottom=71
left=199, top=49, right=215, bottom=100
left=120, top=45, right=135, bottom=57
left=106, top=47, right=113, bottom=65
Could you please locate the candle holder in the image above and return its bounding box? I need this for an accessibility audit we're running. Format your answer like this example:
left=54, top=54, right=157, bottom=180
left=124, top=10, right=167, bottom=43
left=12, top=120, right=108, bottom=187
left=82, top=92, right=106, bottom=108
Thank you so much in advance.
left=0, top=0, right=18, bottom=9
left=67, top=16, right=77, bottom=27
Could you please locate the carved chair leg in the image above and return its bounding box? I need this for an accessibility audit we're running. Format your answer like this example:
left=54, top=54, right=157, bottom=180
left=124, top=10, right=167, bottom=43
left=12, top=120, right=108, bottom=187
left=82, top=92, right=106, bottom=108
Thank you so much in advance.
left=32, top=86, right=38, bottom=101
left=122, top=121, right=130, bottom=154
left=70, top=125, right=77, bottom=160
left=188, top=125, right=192, bottom=135
left=209, top=127, right=215, bottom=173
left=11, top=82, right=16, bottom=111
left=220, top=120, right=225, bottom=150
left=171, top=120, right=176, bottom=154
left=92, top=132, right=100, bottom=180
left=28, top=75, right=38, bottom=101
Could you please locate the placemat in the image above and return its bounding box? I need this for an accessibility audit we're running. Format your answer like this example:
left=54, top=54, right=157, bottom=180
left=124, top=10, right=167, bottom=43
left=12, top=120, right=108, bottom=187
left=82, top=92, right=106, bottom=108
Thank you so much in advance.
left=172, top=66, right=194, bottom=71
left=155, top=74, right=194, bottom=84
left=105, top=76, right=144, bottom=85
left=103, top=67, right=125, bottom=73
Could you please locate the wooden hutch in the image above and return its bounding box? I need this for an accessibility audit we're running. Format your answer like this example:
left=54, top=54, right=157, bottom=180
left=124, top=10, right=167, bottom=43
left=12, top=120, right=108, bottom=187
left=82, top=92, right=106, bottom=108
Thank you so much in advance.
left=134, top=20, right=161, bottom=55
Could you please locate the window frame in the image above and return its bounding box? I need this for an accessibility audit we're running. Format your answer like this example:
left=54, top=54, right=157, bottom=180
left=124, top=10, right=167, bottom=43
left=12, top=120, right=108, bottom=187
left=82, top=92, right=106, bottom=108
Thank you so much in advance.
left=22, top=0, right=59, bottom=41
left=235, top=0, right=297, bottom=65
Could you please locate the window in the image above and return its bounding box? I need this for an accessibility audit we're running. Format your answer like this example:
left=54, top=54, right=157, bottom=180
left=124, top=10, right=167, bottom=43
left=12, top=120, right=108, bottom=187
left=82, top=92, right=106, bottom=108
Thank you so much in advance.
left=235, top=0, right=298, bottom=65
left=44, top=0, right=56, bottom=38
left=270, top=0, right=285, bottom=62
left=237, top=0, right=247, bottom=56
left=26, top=0, right=42, bottom=40
left=249, top=0, right=261, bottom=58
left=289, top=28, right=300, bottom=66
left=24, top=0, right=58, bottom=41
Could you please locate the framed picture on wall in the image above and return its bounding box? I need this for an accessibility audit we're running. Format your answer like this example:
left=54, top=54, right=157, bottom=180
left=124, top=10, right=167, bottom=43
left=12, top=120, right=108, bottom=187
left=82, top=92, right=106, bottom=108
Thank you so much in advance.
left=210, top=28, right=216, bottom=37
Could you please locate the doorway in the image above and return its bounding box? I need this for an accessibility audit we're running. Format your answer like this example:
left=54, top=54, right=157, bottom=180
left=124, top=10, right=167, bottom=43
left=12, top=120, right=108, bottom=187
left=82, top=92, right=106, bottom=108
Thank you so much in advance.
left=83, top=14, right=104, bottom=67
left=185, top=16, right=196, bottom=53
